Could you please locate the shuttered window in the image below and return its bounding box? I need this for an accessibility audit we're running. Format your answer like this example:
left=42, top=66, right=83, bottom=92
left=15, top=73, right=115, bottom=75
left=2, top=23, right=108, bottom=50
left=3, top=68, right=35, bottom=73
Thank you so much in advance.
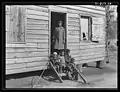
left=6, top=5, right=26, bottom=43
left=92, top=17, right=105, bottom=41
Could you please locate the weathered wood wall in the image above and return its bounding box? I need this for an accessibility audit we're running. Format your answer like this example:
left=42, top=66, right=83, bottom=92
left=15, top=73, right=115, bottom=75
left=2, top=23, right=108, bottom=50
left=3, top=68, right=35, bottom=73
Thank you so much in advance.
left=6, top=5, right=106, bottom=75
left=6, top=5, right=49, bottom=74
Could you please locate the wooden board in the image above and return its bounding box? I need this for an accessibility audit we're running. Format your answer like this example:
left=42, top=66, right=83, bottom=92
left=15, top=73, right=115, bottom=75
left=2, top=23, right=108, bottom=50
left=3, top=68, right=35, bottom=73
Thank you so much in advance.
left=49, top=5, right=67, bottom=13
left=26, top=38, right=48, bottom=43
left=74, top=53, right=105, bottom=61
left=6, top=59, right=16, bottom=64
left=26, top=9, right=48, bottom=16
left=26, top=61, right=48, bottom=68
left=26, top=24, right=48, bottom=30
left=68, top=13, right=79, bottom=18
left=27, top=14, right=49, bottom=20
left=27, top=19, right=48, bottom=25
left=75, top=5, right=105, bottom=11
left=6, top=48, right=48, bottom=53
left=26, top=35, right=48, bottom=39
left=68, top=17, right=80, bottom=23
left=59, top=5, right=105, bottom=15
left=25, top=5, right=49, bottom=12
left=70, top=47, right=105, bottom=55
left=68, top=21, right=80, bottom=26
left=6, top=51, right=48, bottom=59
left=6, top=65, right=47, bottom=75
left=6, top=56, right=49, bottom=64
left=6, top=63, right=27, bottom=70
left=75, top=57, right=105, bottom=64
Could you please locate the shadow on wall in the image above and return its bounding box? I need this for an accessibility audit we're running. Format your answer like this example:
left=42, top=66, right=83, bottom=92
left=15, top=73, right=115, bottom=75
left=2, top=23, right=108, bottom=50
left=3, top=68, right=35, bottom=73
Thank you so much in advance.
left=6, top=69, right=52, bottom=80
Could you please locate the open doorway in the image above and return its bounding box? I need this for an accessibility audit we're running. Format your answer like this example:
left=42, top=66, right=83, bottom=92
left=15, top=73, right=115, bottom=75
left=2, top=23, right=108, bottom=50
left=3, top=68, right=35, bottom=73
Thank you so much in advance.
left=51, top=11, right=67, bottom=55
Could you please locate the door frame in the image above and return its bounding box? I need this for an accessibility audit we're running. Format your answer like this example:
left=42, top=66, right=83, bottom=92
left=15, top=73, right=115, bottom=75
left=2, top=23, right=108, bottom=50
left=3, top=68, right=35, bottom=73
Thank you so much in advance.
left=49, top=9, right=68, bottom=55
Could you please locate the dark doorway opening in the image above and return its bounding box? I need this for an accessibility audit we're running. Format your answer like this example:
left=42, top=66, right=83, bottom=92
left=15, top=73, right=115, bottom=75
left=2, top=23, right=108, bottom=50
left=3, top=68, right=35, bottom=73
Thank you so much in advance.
left=51, top=11, right=67, bottom=55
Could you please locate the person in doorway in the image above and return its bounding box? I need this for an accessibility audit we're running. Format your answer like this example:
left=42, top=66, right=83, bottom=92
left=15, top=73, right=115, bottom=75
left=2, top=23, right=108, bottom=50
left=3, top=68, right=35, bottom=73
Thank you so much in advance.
left=53, top=20, right=65, bottom=56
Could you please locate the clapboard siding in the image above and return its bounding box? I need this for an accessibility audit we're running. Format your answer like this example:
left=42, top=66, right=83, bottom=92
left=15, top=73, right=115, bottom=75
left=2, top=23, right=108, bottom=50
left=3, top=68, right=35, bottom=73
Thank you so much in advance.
left=27, top=14, right=48, bottom=20
left=59, top=5, right=105, bottom=15
left=70, top=47, right=105, bottom=55
left=6, top=51, right=48, bottom=59
left=26, top=35, right=48, bottom=39
left=26, top=61, right=48, bottom=67
left=26, top=9, right=49, bottom=17
left=6, top=63, right=27, bottom=70
left=75, top=53, right=105, bottom=61
left=6, top=5, right=49, bottom=75
left=25, top=5, right=49, bottom=12
left=75, top=57, right=105, bottom=64
left=75, top=5, right=105, bottom=11
left=27, top=19, right=48, bottom=25
left=6, top=56, right=49, bottom=64
left=68, top=44, right=105, bottom=50
left=26, top=25, right=48, bottom=30
left=6, top=65, right=47, bottom=74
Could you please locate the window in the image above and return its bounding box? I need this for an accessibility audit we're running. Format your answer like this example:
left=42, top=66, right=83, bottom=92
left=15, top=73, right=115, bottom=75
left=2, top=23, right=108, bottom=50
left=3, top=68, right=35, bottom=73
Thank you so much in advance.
left=80, top=16, right=92, bottom=41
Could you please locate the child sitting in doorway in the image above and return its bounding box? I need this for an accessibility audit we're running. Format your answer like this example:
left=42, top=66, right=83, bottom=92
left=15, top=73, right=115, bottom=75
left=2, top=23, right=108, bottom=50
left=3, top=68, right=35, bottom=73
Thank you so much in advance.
left=65, top=49, right=78, bottom=80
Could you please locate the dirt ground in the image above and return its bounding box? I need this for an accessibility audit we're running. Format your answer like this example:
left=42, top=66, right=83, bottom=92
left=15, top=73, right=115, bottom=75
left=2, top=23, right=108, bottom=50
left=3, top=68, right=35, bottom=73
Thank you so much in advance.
left=6, top=50, right=117, bottom=89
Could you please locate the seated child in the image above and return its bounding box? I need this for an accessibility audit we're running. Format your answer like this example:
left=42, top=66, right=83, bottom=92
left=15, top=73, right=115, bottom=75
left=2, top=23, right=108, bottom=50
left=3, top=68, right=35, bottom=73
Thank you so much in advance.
left=65, top=49, right=78, bottom=80
left=59, top=51, right=66, bottom=73
left=50, top=52, right=61, bottom=72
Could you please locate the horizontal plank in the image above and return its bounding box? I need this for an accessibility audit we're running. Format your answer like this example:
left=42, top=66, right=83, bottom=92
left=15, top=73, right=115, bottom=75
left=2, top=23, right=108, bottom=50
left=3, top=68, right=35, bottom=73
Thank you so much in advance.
left=26, top=29, right=48, bottom=34
left=6, top=56, right=49, bottom=64
left=27, top=19, right=48, bottom=25
left=68, top=17, right=80, bottom=23
left=70, top=46, right=105, bottom=53
left=75, top=5, right=105, bottom=11
left=73, top=51, right=105, bottom=58
left=25, top=5, right=49, bottom=12
left=74, top=53, right=105, bottom=61
left=68, top=35, right=80, bottom=39
left=79, top=41, right=105, bottom=46
left=75, top=57, right=105, bottom=64
left=26, top=24, right=48, bottom=30
left=59, top=5, right=105, bottom=15
left=68, top=21, right=80, bottom=26
left=68, top=44, right=105, bottom=50
left=70, top=48, right=105, bottom=56
left=26, top=9, right=48, bottom=16
left=6, top=43, right=38, bottom=48
left=26, top=34, right=48, bottom=39
left=68, top=27, right=80, bottom=31
left=37, top=43, right=49, bottom=49
left=28, top=51, right=48, bottom=57
left=6, top=59, right=16, bottom=64
left=68, top=13, right=79, bottom=18
left=49, top=5, right=67, bottom=13
left=6, top=48, right=48, bottom=53
left=27, top=14, right=49, bottom=20
left=80, top=44, right=105, bottom=49
left=68, top=39, right=80, bottom=43
left=6, top=51, right=48, bottom=59
left=6, top=65, right=47, bottom=75
left=26, top=38, right=48, bottom=43
left=6, top=63, right=26, bottom=70
left=26, top=61, right=48, bottom=68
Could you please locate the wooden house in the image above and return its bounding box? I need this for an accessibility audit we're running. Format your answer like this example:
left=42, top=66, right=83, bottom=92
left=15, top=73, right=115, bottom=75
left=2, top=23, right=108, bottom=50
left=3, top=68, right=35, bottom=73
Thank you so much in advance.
left=6, top=5, right=107, bottom=75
